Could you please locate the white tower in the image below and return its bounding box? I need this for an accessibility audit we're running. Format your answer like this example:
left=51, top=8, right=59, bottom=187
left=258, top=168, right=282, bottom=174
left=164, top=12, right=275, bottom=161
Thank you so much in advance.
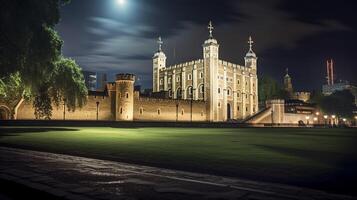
left=153, top=36, right=166, bottom=92
left=203, top=21, right=220, bottom=122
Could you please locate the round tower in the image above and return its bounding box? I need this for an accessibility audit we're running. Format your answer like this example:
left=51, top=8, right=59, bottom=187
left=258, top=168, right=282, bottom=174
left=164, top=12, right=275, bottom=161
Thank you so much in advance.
left=115, top=74, right=135, bottom=121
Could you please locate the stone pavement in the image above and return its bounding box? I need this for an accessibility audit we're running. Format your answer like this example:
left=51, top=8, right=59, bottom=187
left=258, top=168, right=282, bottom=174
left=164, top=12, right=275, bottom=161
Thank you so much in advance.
left=0, top=147, right=355, bottom=200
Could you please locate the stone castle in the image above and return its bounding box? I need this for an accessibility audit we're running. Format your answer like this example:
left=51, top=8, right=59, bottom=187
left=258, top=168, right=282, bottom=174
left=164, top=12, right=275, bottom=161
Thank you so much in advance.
left=1, top=22, right=259, bottom=122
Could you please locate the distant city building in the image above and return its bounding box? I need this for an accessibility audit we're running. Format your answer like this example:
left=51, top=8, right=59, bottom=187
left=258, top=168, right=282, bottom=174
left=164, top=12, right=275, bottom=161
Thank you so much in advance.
left=96, top=73, right=107, bottom=91
left=283, top=68, right=311, bottom=102
left=83, top=71, right=97, bottom=91
left=322, top=59, right=357, bottom=105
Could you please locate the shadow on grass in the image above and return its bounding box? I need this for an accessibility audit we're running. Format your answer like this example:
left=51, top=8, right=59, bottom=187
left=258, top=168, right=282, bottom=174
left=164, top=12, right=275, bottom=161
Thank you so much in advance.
left=0, top=127, right=79, bottom=135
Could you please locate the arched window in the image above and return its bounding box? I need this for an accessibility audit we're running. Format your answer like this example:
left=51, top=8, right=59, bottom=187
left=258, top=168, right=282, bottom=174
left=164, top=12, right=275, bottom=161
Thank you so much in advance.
left=199, top=85, right=204, bottom=93
left=168, top=77, right=172, bottom=83
left=139, top=108, right=143, bottom=115
left=126, top=93, right=129, bottom=98
left=168, top=89, right=172, bottom=97
left=160, top=79, right=163, bottom=85
left=218, top=88, right=221, bottom=94
left=177, top=76, right=180, bottom=82
left=238, top=80, right=240, bottom=85
left=181, top=109, right=184, bottom=115
left=218, top=102, right=221, bottom=107
left=158, top=109, right=161, bottom=115
left=188, top=74, right=192, bottom=80
left=227, top=89, right=231, bottom=96
left=120, top=107, right=123, bottom=114
left=187, top=86, right=193, bottom=98
left=176, top=88, right=182, bottom=99
left=200, top=72, right=203, bottom=79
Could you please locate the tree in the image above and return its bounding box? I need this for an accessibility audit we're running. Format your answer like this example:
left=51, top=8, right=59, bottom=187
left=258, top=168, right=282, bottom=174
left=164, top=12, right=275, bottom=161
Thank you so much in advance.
left=0, top=0, right=87, bottom=119
left=258, top=75, right=288, bottom=104
left=319, top=90, right=356, bottom=118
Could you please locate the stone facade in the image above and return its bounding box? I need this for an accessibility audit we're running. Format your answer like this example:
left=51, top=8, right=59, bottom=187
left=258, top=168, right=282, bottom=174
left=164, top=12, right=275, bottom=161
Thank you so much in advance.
left=153, top=23, right=258, bottom=121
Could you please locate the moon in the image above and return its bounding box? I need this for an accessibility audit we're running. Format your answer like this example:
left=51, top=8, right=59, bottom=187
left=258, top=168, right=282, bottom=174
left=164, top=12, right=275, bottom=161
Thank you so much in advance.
left=117, top=0, right=125, bottom=6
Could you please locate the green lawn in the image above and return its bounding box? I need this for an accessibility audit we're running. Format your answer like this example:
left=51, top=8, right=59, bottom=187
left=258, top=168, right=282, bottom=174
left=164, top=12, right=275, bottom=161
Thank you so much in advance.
left=0, top=127, right=356, bottom=194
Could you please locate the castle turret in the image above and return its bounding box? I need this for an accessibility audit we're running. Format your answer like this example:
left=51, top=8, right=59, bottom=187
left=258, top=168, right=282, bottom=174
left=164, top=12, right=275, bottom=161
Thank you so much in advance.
left=245, top=36, right=257, bottom=72
left=153, top=36, right=166, bottom=92
left=116, top=74, right=135, bottom=121
left=284, top=68, right=294, bottom=96
left=203, top=21, right=220, bottom=122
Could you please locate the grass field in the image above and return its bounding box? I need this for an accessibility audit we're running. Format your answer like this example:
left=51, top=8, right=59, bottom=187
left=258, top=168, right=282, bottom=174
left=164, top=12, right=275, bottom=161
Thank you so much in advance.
left=0, top=127, right=356, bottom=195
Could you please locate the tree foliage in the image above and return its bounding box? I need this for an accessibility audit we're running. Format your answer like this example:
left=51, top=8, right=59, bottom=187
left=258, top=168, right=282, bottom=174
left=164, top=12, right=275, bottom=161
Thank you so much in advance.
left=258, top=75, right=288, bottom=103
left=0, top=0, right=87, bottom=119
left=319, top=90, right=356, bottom=118
left=0, top=72, right=30, bottom=106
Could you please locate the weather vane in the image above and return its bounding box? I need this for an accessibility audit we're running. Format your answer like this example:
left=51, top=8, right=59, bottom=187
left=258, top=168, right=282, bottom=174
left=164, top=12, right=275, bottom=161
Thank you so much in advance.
left=208, top=21, right=214, bottom=38
left=157, top=36, right=163, bottom=51
left=248, top=36, right=254, bottom=51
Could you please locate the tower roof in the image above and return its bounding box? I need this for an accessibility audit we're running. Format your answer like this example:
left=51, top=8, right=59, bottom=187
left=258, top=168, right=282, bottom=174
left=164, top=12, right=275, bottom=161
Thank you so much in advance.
left=204, top=21, right=218, bottom=45
left=153, top=36, right=166, bottom=58
left=245, top=36, right=256, bottom=58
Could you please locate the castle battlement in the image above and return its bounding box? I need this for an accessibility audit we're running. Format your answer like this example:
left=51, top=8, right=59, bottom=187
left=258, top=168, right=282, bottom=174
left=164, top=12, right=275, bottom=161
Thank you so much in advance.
left=116, top=74, right=135, bottom=81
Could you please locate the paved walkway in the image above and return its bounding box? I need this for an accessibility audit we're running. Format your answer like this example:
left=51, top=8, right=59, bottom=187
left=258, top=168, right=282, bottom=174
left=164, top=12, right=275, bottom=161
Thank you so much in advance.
left=0, top=147, right=355, bottom=200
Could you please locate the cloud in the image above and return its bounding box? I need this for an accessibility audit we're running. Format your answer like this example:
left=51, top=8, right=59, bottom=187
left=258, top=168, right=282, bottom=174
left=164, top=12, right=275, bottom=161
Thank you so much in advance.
left=59, top=0, right=352, bottom=88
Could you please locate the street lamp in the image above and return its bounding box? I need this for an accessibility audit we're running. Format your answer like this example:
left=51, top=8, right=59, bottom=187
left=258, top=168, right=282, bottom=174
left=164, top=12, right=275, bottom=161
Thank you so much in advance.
left=96, top=102, right=100, bottom=121
left=313, top=117, right=318, bottom=123
left=332, top=115, right=336, bottom=127
left=324, top=115, right=328, bottom=127
left=306, top=116, right=310, bottom=125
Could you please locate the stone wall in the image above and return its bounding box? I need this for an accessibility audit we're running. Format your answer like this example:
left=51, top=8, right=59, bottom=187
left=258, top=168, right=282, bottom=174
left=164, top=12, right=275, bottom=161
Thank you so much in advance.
left=133, top=97, right=207, bottom=121
left=16, top=95, right=114, bottom=121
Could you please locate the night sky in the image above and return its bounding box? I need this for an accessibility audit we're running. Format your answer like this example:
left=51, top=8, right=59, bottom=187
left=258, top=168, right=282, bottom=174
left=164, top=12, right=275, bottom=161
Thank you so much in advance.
left=57, top=0, right=357, bottom=91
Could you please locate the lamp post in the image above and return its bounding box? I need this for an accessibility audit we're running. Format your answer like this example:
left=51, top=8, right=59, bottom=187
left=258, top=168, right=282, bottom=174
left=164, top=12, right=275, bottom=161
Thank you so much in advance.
left=332, top=115, right=336, bottom=127
left=63, top=98, right=66, bottom=120
left=324, top=115, right=328, bottom=127
left=96, top=102, right=100, bottom=121
left=315, top=112, right=320, bottom=124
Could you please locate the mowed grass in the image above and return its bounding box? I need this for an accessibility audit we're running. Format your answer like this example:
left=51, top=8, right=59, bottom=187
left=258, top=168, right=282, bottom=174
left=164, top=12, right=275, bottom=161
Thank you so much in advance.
left=0, top=127, right=356, bottom=194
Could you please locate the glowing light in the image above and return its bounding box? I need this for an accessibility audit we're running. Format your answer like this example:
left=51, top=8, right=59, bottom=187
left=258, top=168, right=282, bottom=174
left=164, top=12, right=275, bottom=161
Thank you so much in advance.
left=324, top=115, right=328, bottom=119
left=313, top=117, right=318, bottom=121
left=332, top=115, right=336, bottom=119
left=315, top=112, right=320, bottom=116
left=117, top=0, right=125, bottom=6
left=306, top=116, right=310, bottom=120
left=343, top=118, right=347, bottom=122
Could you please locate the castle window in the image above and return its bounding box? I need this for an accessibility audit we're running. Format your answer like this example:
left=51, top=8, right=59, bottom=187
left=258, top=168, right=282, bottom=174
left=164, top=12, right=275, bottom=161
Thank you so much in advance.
left=188, top=74, right=192, bottom=80
left=237, top=93, right=240, bottom=98
left=218, top=102, right=221, bottom=107
left=200, top=72, right=203, bottom=79
left=227, top=89, right=231, bottom=96
left=238, top=105, right=240, bottom=111
left=168, top=77, right=172, bottom=83
left=139, top=108, right=143, bottom=115
left=253, top=107, right=256, bottom=112
left=168, top=89, right=172, bottom=97
left=118, top=93, right=122, bottom=98
left=126, top=93, right=129, bottom=99
left=199, top=85, right=204, bottom=94
left=246, top=107, right=248, bottom=112
left=181, top=109, right=184, bottom=115
left=120, top=107, right=123, bottom=114
left=158, top=109, right=161, bottom=115
left=218, top=88, right=221, bottom=94
left=246, top=94, right=248, bottom=99
left=238, top=80, right=240, bottom=85
left=160, top=79, right=163, bottom=85
left=177, top=76, right=180, bottom=82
